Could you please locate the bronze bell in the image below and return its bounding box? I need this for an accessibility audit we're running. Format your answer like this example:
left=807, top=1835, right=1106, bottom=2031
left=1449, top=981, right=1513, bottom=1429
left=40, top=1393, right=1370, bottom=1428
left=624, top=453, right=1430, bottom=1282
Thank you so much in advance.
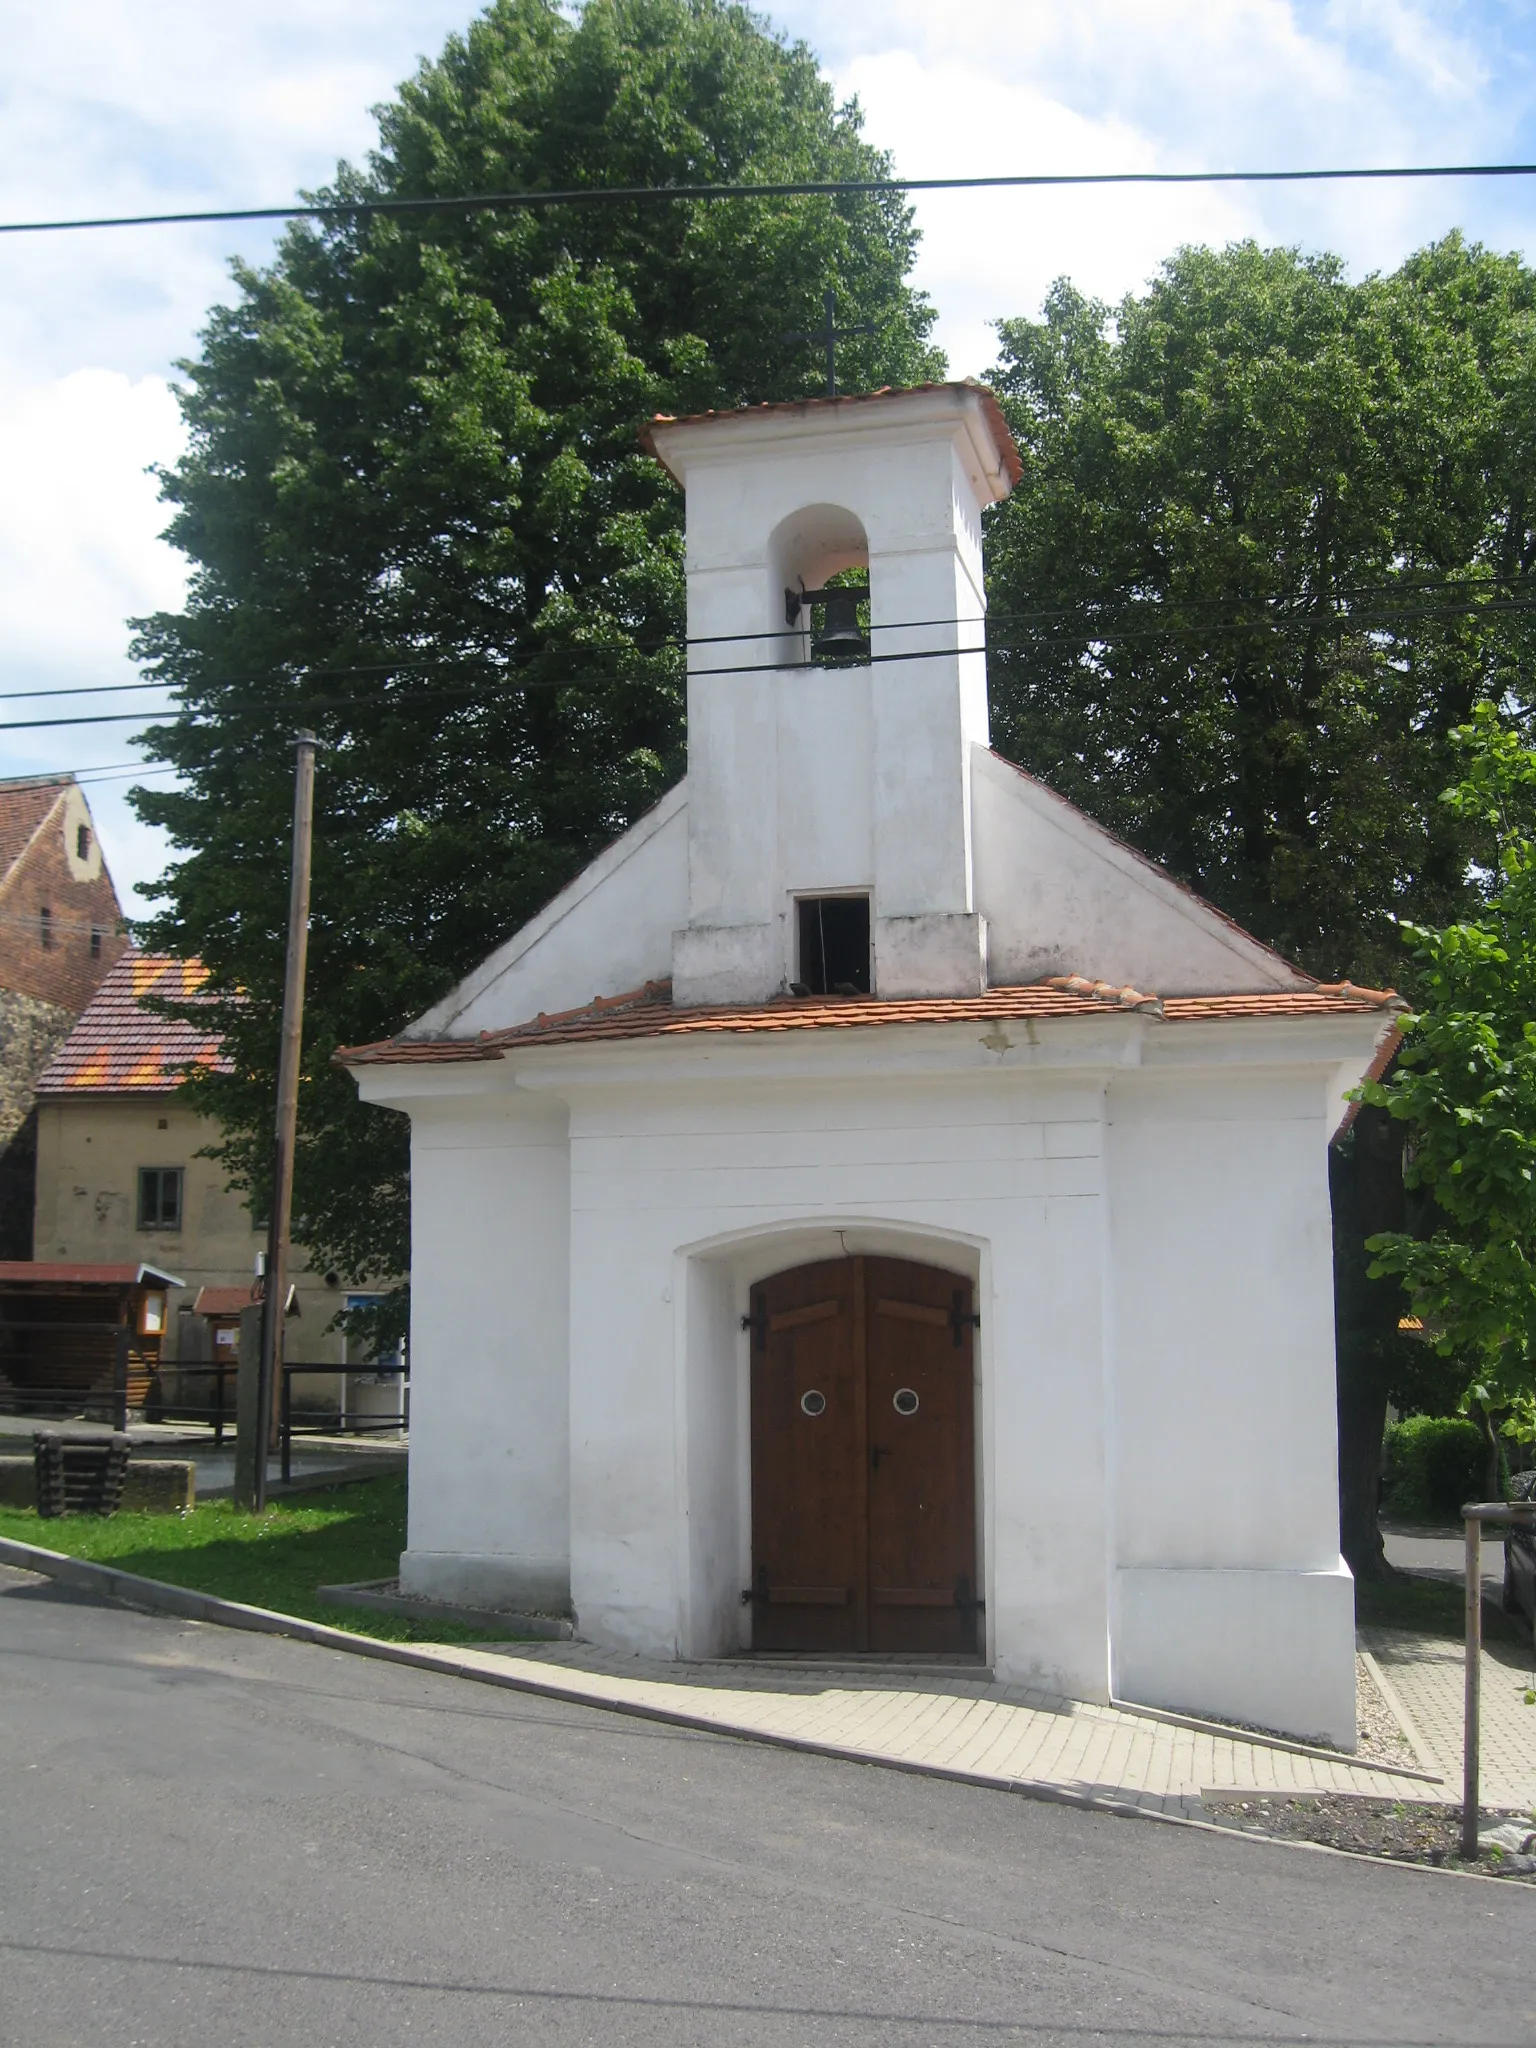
left=811, top=588, right=870, bottom=662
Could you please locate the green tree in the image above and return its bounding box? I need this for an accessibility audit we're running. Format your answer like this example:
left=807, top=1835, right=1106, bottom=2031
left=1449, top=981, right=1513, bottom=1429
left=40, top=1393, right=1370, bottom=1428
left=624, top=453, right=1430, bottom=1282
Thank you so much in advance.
left=130, top=0, right=941, bottom=1333
left=983, top=236, right=1536, bottom=1570
left=1363, top=703, right=1536, bottom=1500
left=984, top=236, right=1536, bottom=988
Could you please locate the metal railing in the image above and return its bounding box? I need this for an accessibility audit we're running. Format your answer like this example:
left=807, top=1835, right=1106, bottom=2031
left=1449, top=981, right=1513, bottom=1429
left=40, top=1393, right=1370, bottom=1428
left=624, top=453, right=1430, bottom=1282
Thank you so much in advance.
left=279, top=1361, right=408, bottom=1484
left=156, top=1362, right=237, bottom=1443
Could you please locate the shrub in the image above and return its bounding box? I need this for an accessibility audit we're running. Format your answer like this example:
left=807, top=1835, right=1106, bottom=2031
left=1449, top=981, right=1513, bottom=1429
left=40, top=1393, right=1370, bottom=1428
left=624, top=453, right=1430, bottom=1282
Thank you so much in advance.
left=1381, top=1415, right=1485, bottom=1523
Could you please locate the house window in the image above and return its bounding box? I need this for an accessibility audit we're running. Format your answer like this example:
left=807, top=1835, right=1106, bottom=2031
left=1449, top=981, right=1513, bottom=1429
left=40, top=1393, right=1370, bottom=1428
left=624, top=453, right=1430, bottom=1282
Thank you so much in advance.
left=38, top=905, right=51, bottom=950
left=90, top=926, right=103, bottom=960
left=76, top=823, right=90, bottom=861
left=137, top=1167, right=184, bottom=1231
left=796, top=895, right=871, bottom=996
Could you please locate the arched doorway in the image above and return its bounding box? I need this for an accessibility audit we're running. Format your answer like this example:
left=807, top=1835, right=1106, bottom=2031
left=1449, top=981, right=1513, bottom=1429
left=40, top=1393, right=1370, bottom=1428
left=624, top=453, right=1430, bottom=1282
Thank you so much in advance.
left=746, top=1255, right=979, bottom=1656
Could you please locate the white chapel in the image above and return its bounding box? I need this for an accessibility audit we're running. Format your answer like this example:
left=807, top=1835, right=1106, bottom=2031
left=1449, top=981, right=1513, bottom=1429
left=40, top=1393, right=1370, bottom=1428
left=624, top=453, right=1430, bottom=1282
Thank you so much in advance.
left=345, top=381, right=1397, bottom=1745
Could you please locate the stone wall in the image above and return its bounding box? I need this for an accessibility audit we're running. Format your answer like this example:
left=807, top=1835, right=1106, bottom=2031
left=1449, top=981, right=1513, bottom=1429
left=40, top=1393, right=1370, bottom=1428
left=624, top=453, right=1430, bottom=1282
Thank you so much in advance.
left=0, top=988, right=75, bottom=1151
left=0, top=1456, right=194, bottom=1512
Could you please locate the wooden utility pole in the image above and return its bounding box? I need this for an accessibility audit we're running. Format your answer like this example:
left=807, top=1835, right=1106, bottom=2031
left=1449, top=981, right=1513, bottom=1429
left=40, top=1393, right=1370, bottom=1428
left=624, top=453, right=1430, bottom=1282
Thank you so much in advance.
left=252, top=731, right=319, bottom=1512
left=1462, top=1510, right=1482, bottom=1862
left=1459, top=1499, right=1536, bottom=1861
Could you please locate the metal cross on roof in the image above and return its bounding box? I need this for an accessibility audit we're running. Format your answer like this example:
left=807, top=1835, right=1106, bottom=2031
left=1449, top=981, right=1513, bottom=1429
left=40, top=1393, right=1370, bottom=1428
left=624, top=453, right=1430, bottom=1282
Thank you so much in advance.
left=781, top=288, right=875, bottom=398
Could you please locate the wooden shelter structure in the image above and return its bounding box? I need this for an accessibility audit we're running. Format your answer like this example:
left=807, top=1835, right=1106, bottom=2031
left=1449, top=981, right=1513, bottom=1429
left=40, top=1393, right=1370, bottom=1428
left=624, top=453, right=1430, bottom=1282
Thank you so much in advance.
left=0, top=1262, right=182, bottom=1424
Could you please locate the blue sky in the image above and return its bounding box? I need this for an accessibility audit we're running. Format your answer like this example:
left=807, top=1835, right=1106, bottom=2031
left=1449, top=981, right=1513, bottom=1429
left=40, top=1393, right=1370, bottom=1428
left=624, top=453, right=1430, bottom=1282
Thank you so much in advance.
left=3, top=0, right=1536, bottom=906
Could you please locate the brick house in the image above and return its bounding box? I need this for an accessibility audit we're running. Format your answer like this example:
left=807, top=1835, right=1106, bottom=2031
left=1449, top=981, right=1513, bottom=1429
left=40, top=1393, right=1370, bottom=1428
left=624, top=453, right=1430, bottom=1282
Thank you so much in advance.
left=32, top=950, right=364, bottom=1403
left=0, top=776, right=129, bottom=1253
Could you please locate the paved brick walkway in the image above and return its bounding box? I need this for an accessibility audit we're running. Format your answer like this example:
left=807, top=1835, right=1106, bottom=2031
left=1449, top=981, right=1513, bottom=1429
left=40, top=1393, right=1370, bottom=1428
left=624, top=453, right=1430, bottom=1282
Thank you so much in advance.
left=434, top=1639, right=1444, bottom=1817
left=1361, top=1624, right=1536, bottom=1812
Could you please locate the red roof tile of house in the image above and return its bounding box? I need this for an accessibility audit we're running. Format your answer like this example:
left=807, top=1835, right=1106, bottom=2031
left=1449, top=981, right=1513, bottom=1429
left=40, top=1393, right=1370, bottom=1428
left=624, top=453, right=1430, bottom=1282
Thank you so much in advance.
left=191, top=1282, right=298, bottom=1317
left=191, top=1285, right=255, bottom=1317
left=0, top=1262, right=182, bottom=1288
left=339, top=974, right=1400, bottom=1067
left=34, top=949, right=226, bottom=1096
left=640, top=381, right=1023, bottom=489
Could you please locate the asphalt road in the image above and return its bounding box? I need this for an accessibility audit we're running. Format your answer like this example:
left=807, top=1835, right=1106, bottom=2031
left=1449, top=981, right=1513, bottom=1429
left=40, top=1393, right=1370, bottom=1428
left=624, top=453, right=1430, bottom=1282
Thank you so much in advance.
left=0, top=1567, right=1531, bottom=2048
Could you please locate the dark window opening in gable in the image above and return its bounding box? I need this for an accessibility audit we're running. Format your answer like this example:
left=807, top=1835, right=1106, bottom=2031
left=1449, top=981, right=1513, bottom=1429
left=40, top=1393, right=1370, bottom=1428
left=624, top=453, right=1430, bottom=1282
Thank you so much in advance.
left=38, top=906, right=51, bottom=950
left=137, top=1166, right=184, bottom=1231
left=797, top=895, right=871, bottom=997
left=76, top=823, right=90, bottom=860
left=90, top=926, right=102, bottom=959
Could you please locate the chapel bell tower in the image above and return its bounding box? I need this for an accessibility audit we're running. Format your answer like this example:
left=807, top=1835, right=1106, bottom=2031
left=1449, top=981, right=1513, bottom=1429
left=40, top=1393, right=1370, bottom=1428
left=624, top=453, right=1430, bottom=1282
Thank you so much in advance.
left=644, top=383, right=1019, bottom=1005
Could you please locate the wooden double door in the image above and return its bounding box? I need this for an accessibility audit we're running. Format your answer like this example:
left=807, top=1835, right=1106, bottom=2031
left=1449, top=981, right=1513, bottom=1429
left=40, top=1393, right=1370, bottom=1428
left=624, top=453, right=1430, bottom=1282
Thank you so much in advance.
left=748, top=1256, right=979, bottom=1656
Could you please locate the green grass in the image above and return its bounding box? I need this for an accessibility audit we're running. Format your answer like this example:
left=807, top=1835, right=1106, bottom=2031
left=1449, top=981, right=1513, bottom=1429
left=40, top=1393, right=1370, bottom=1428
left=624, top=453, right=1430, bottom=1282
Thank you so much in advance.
left=0, top=1472, right=514, bottom=1644
left=1355, top=1567, right=1522, bottom=1642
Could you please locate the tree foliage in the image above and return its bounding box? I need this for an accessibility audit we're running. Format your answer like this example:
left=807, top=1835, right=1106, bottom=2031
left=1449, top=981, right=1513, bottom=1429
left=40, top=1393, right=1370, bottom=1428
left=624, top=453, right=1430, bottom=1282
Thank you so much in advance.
left=985, top=236, right=1536, bottom=988
left=1363, top=704, right=1536, bottom=1460
left=129, top=0, right=942, bottom=1326
left=983, top=236, right=1536, bottom=1564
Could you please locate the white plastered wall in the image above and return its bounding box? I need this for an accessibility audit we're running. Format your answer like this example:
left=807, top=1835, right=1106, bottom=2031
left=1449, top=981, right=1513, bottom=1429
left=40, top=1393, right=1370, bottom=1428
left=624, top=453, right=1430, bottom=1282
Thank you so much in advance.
left=408, top=786, right=686, bottom=1040
left=520, top=1039, right=1116, bottom=1700
left=1105, top=1055, right=1356, bottom=1744
left=971, top=748, right=1308, bottom=996
left=362, top=1008, right=1380, bottom=1740
left=666, top=394, right=1002, bottom=1003
left=386, top=1080, right=573, bottom=1612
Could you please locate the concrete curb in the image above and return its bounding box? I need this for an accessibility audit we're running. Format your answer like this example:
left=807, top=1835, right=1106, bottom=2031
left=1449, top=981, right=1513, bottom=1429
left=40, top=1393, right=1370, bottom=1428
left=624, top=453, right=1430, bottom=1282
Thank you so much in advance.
left=1358, top=1647, right=1446, bottom=1782
left=0, top=1533, right=1493, bottom=1884
left=1109, top=1688, right=1444, bottom=1784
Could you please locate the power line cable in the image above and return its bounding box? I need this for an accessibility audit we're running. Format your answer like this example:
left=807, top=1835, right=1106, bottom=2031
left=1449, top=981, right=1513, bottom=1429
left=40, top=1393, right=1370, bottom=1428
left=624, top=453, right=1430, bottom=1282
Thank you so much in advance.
left=12, top=579, right=1535, bottom=708
left=8, top=589, right=1536, bottom=734
left=7, top=163, right=1536, bottom=236
left=10, top=603, right=1536, bottom=736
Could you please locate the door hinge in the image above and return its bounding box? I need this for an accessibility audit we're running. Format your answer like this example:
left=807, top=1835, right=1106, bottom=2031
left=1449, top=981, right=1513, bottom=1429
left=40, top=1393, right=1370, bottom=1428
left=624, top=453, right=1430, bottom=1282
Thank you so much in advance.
left=740, top=1295, right=768, bottom=1350
left=949, top=1291, right=981, bottom=1346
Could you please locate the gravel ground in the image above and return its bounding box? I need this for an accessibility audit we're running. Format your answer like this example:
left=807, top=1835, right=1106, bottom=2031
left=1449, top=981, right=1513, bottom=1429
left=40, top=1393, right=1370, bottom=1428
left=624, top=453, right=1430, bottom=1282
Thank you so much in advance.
left=1180, top=1656, right=1422, bottom=1767
left=1353, top=1654, right=1421, bottom=1769
left=1201, top=1794, right=1536, bottom=1878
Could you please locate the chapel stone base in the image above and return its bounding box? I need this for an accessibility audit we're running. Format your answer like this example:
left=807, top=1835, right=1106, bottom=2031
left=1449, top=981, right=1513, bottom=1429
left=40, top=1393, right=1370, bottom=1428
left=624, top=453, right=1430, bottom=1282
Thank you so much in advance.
left=399, top=1548, right=572, bottom=1620
left=1113, top=1563, right=1358, bottom=1748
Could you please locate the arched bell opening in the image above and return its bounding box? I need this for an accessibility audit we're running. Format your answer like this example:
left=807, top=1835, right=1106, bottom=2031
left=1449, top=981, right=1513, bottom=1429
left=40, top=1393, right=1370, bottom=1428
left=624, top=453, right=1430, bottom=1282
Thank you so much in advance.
left=766, top=503, right=870, bottom=668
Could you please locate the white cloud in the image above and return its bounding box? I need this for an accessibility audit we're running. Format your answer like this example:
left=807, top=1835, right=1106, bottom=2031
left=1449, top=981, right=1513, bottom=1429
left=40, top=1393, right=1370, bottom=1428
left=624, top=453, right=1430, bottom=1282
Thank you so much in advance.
left=0, top=0, right=476, bottom=905
left=0, top=369, right=186, bottom=676
left=0, top=368, right=187, bottom=911
left=837, top=48, right=1256, bottom=376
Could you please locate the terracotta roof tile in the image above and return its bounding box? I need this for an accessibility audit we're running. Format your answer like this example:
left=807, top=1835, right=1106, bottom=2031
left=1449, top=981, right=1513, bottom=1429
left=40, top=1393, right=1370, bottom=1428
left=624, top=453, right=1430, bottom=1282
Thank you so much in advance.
left=339, top=974, right=1400, bottom=1067
left=640, top=381, right=1023, bottom=489
left=192, top=1285, right=261, bottom=1317
left=0, top=1262, right=181, bottom=1288
left=35, top=949, right=227, bottom=1095
left=1331, top=1019, right=1405, bottom=1141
